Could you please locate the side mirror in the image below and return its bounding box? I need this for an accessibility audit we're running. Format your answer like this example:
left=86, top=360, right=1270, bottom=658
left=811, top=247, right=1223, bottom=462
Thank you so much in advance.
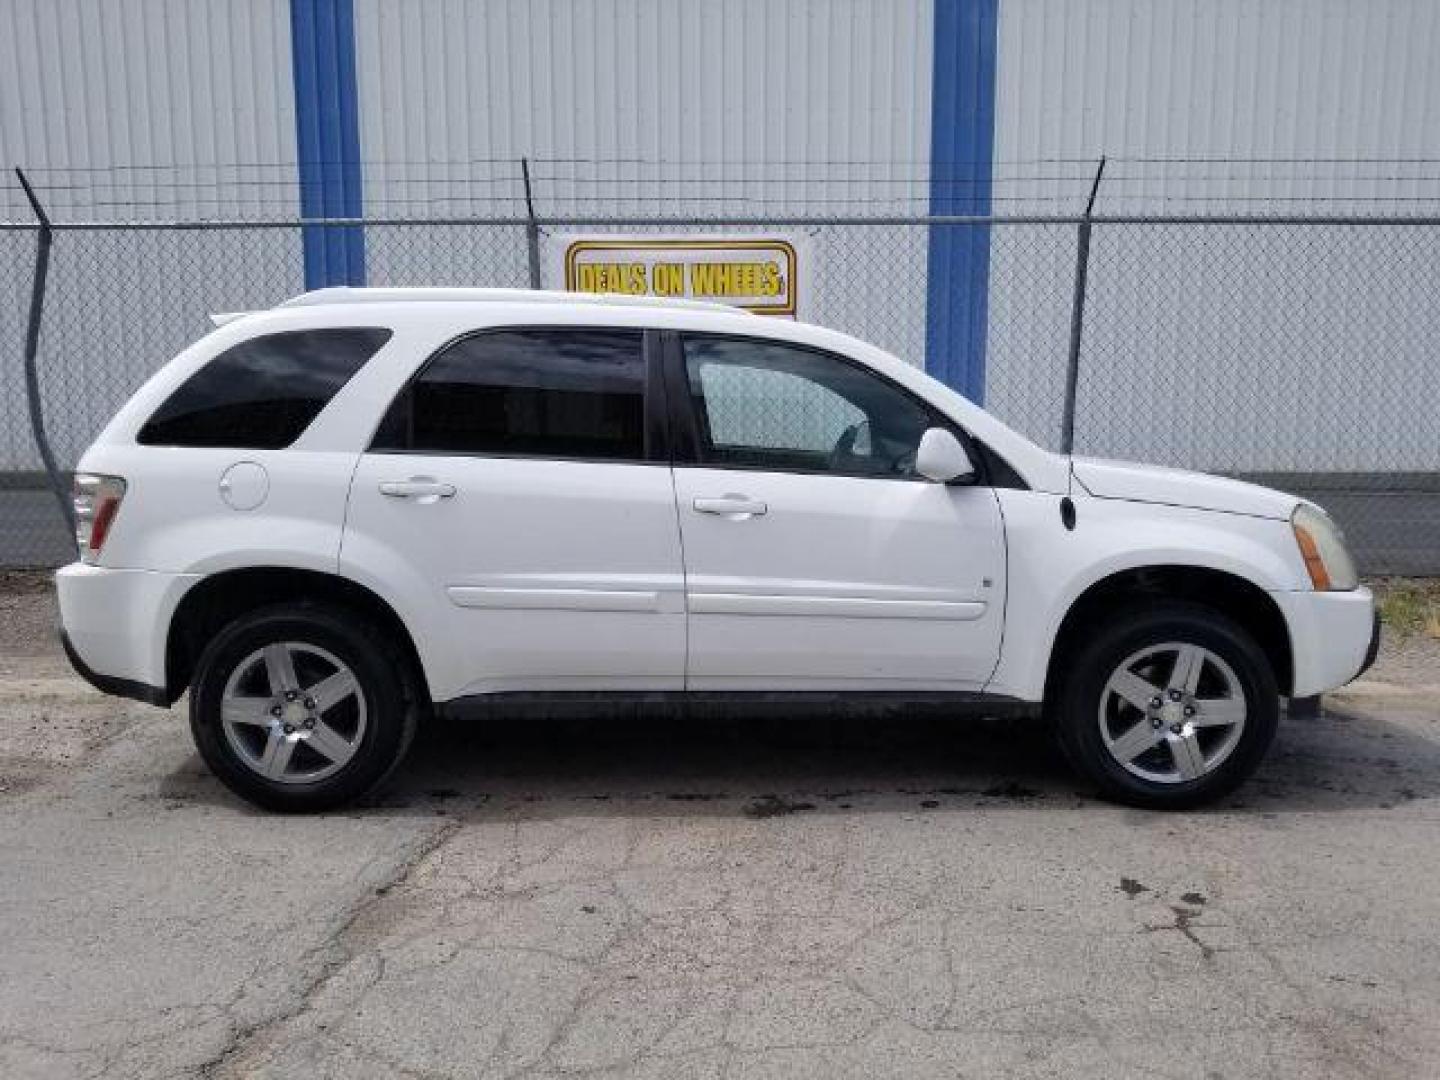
left=915, top=427, right=975, bottom=484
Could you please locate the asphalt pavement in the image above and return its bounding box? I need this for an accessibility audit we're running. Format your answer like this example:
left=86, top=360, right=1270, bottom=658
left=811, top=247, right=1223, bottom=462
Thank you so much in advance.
left=1, top=585, right=1438, bottom=1079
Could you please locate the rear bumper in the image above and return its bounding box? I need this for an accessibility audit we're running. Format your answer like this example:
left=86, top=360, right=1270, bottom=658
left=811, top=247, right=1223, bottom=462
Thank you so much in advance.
left=1269, top=586, right=1378, bottom=698
left=55, top=563, right=197, bottom=706
left=60, top=628, right=169, bottom=706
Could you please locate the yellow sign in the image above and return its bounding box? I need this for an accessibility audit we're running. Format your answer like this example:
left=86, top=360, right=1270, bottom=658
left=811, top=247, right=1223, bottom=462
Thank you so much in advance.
left=552, top=236, right=806, bottom=317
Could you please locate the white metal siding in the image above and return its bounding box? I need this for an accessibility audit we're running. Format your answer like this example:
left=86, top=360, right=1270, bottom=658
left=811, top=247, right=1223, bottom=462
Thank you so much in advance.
left=0, top=0, right=303, bottom=472
left=985, top=0, right=1440, bottom=471
left=0, top=0, right=299, bottom=220
left=352, top=0, right=937, bottom=364
left=4, top=0, right=1439, bottom=477
left=353, top=0, right=933, bottom=214
left=993, top=0, right=1440, bottom=214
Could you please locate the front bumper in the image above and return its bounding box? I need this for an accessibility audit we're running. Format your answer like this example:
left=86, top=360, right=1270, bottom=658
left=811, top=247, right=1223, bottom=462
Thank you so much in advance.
left=1269, top=586, right=1378, bottom=698
left=55, top=563, right=197, bottom=706
left=1356, top=607, right=1382, bottom=681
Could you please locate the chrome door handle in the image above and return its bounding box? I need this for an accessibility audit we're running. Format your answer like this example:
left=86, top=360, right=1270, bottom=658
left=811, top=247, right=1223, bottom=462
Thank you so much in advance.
left=693, top=495, right=768, bottom=518
left=379, top=478, right=456, bottom=500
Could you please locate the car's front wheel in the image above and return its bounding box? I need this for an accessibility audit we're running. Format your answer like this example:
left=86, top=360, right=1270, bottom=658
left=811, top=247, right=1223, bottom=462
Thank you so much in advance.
left=1055, top=602, right=1279, bottom=810
left=189, top=603, right=418, bottom=811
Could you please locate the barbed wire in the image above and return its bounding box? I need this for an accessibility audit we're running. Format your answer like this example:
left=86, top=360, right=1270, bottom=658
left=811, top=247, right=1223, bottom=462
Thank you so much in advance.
left=9, top=155, right=1440, bottom=225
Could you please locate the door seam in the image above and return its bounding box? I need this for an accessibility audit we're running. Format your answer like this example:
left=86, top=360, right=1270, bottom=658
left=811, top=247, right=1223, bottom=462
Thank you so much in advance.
left=654, top=330, right=693, bottom=690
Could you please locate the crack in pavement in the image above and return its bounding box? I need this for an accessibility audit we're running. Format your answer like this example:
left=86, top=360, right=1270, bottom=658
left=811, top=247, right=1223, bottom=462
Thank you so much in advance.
left=199, top=817, right=462, bottom=1078
left=1143, top=904, right=1218, bottom=961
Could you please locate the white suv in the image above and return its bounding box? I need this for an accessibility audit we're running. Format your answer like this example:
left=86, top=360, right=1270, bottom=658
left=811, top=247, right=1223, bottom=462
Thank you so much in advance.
left=57, top=288, right=1378, bottom=811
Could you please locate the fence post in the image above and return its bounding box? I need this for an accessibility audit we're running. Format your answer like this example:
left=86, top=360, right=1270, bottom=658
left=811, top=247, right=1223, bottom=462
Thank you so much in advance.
left=1060, top=156, right=1106, bottom=456
left=15, top=168, right=74, bottom=543
left=521, top=157, right=541, bottom=289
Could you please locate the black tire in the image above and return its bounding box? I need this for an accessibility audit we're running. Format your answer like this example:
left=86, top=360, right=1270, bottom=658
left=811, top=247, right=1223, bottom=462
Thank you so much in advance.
left=189, top=603, right=419, bottom=812
left=1054, top=601, right=1279, bottom=810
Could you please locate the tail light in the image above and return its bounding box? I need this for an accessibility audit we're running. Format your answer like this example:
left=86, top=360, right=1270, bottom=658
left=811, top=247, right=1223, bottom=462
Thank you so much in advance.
left=73, top=474, right=127, bottom=564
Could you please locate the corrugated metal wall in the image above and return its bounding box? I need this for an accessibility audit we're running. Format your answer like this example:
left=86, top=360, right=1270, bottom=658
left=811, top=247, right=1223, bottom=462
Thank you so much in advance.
left=3, top=0, right=1439, bottom=476
left=7, top=1, right=1434, bottom=221
left=0, top=0, right=299, bottom=220
left=984, top=0, right=1440, bottom=469
left=993, top=0, right=1440, bottom=214
left=352, top=0, right=934, bottom=216
left=350, top=0, right=939, bottom=367
left=0, top=0, right=304, bottom=472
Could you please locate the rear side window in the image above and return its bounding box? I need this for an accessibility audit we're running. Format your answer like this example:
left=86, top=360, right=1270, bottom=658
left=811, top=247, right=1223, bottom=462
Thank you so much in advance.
left=138, top=328, right=391, bottom=449
left=372, top=328, right=646, bottom=460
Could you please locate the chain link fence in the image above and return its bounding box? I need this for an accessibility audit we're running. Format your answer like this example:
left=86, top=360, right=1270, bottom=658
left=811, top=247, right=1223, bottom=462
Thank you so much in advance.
left=3, top=209, right=1437, bottom=573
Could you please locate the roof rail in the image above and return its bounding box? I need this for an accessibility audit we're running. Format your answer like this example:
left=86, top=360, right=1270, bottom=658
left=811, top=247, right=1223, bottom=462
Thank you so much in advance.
left=277, top=286, right=751, bottom=315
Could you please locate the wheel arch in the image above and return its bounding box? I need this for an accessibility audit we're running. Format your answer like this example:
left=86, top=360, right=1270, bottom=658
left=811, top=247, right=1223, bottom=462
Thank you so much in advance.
left=1042, top=565, right=1295, bottom=706
left=164, top=566, right=430, bottom=705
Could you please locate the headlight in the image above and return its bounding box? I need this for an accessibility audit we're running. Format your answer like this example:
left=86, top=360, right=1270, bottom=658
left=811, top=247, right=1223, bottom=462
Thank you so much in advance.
left=1291, top=503, right=1358, bottom=591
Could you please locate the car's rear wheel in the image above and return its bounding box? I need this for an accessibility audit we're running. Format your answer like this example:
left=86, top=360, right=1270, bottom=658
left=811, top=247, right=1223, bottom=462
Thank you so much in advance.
left=1055, top=602, right=1279, bottom=810
left=189, top=603, right=418, bottom=811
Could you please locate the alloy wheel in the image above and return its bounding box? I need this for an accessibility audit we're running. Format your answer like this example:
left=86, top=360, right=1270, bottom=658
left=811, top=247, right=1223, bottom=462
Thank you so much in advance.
left=1097, top=642, right=1248, bottom=784
left=219, top=642, right=368, bottom=784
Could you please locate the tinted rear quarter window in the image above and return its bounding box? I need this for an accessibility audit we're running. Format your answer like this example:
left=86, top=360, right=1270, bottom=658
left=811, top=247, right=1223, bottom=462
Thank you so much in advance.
left=138, top=328, right=391, bottom=449
left=372, top=328, right=646, bottom=460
